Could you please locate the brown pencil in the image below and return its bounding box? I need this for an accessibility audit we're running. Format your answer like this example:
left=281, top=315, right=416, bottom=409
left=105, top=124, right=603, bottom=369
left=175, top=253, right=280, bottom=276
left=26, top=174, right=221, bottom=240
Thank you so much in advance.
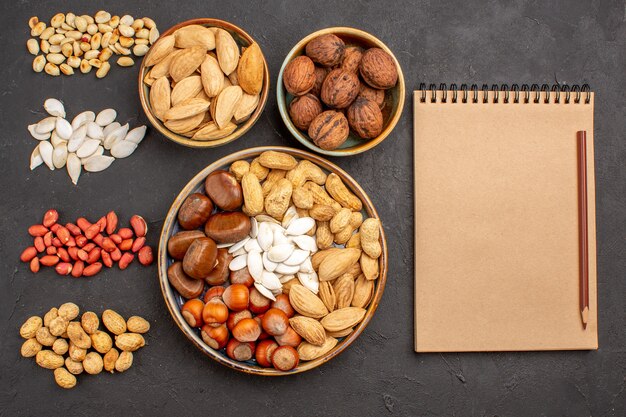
left=577, top=130, right=589, bottom=330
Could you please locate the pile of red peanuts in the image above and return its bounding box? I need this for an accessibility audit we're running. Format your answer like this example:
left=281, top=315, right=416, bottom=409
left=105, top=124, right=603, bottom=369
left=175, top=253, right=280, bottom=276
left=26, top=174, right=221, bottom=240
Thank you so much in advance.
left=20, top=209, right=153, bottom=277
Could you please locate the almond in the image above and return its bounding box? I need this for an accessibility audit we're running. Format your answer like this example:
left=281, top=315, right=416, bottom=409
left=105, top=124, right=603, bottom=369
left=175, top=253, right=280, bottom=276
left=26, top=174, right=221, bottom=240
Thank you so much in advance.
left=233, top=92, right=260, bottom=123
left=215, top=29, right=239, bottom=75
left=289, top=316, right=326, bottom=346
left=144, top=34, right=175, bottom=67
left=237, top=42, right=264, bottom=95
left=333, top=274, right=355, bottom=309
left=200, top=54, right=224, bottom=97
left=352, top=274, right=374, bottom=308
left=192, top=121, right=237, bottom=140
left=169, top=46, right=206, bottom=82
left=288, top=284, right=328, bottom=318
left=297, top=335, right=338, bottom=361
left=164, top=97, right=210, bottom=121
left=320, top=307, right=366, bottom=332
left=318, top=281, right=336, bottom=312
left=151, top=49, right=182, bottom=78
left=311, top=247, right=342, bottom=270
left=149, top=76, right=171, bottom=121
left=173, top=24, right=215, bottom=50
left=165, top=111, right=206, bottom=134
left=318, top=248, right=361, bottom=281
left=171, top=75, right=203, bottom=106
left=211, top=85, right=243, bottom=128
left=360, top=252, right=379, bottom=281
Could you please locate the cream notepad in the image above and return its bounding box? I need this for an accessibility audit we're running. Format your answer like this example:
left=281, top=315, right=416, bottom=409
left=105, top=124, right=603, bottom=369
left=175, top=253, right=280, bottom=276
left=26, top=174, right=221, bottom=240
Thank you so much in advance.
left=413, top=84, right=598, bottom=352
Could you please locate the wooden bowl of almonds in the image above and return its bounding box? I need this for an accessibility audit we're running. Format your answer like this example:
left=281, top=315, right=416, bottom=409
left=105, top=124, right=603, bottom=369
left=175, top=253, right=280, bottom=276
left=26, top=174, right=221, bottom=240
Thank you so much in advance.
left=138, top=18, right=269, bottom=148
left=158, top=147, right=387, bottom=375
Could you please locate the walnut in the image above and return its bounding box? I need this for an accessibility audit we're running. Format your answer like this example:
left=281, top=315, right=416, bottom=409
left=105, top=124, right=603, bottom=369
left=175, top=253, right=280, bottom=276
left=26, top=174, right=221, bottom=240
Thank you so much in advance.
left=308, top=110, right=350, bottom=150
left=305, top=34, right=345, bottom=67
left=320, top=69, right=360, bottom=109
left=358, top=84, right=385, bottom=109
left=311, top=66, right=329, bottom=97
left=289, top=93, right=323, bottom=130
left=359, top=48, right=398, bottom=89
left=347, top=97, right=383, bottom=139
left=341, top=46, right=363, bottom=73
left=283, top=55, right=315, bottom=96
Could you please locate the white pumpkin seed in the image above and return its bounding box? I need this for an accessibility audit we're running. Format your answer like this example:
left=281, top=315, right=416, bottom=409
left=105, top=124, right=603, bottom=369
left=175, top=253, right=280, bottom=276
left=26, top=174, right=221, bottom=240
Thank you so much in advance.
left=83, top=155, right=114, bottom=172
left=30, top=146, right=43, bottom=170
left=38, top=141, right=54, bottom=170
left=76, top=138, right=100, bottom=158
left=55, top=118, right=73, bottom=140
left=124, top=125, right=146, bottom=144
left=284, top=249, right=310, bottom=266
left=247, top=250, right=263, bottom=282
left=292, top=235, right=318, bottom=253
left=250, top=217, right=258, bottom=238
left=102, top=121, right=121, bottom=137
left=95, top=108, right=116, bottom=126
left=262, top=252, right=277, bottom=272
left=52, top=143, right=68, bottom=169
left=50, top=131, right=65, bottom=147
left=110, top=141, right=137, bottom=158
left=275, top=263, right=300, bottom=275
left=228, top=237, right=250, bottom=254
left=299, top=258, right=314, bottom=273
left=282, top=206, right=299, bottom=229
left=261, top=271, right=281, bottom=291
left=103, top=123, right=128, bottom=149
left=85, top=121, right=104, bottom=140
left=216, top=242, right=235, bottom=249
left=231, top=247, right=247, bottom=257
left=254, top=282, right=276, bottom=302
left=71, top=111, right=95, bottom=130
left=257, top=222, right=273, bottom=251
left=286, top=217, right=315, bottom=236
left=66, top=153, right=81, bottom=184
left=268, top=244, right=294, bottom=263
left=43, top=98, right=65, bottom=117
left=35, top=117, right=57, bottom=134
left=28, top=124, right=51, bottom=140
left=273, top=229, right=290, bottom=246
left=297, top=272, right=319, bottom=294
left=244, top=238, right=261, bottom=253
left=229, top=254, right=247, bottom=271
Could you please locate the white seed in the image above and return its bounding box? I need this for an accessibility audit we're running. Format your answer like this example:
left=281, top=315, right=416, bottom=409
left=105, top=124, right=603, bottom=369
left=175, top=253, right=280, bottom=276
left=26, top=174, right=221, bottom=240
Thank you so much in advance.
left=256, top=214, right=280, bottom=225
left=216, top=242, right=235, bottom=249
left=262, top=252, right=277, bottom=272
left=132, top=44, right=149, bottom=56
left=284, top=249, right=310, bottom=266
left=244, top=238, right=261, bottom=253
left=282, top=206, right=299, bottom=229
left=261, top=271, right=281, bottom=291
left=95, top=108, right=116, bottom=126
left=27, top=39, right=39, bottom=55
left=273, top=229, right=290, bottom=246
left=104, top=123, right=128, bottom=149
left=28, top=124, right=51, bottom=140
left=275, top=263, right=300, bottom=275
left=38, top=141, right=54, bottom=170
left=50, top=131, right=65, bottom=147
left=231, top=247, right=247, bottom=257
left=76, top=138, right=100, bottom=158
left=297, top=272, right=319, bottom=294
left=35, top=117, right=57, bottom=134
left=268, top=244, right=294, bottom=263
left=124, top=125, right=146, bottom=145
left=103, top=122, right=121, bottom=137
left=228, top=237, right=250, bottom=254
left=83, top=155, right=114, bottom=172
left=86, top=121, right=104, bottom=140
left=52, top=143, right=68, bottom=169
left=286, top=217, right=315, bottom=236
left=229, top=254, right=247, bottom=271
left=55, top=118, right=73, bottom=140
left=247, top=250, right=263, bottom=282
left=299, top=258, right=314, bottom=273
left=30, top=146, right=43, bottom=170
left=292, top=235, right=318, bottom=253
left=249, top=217, right=258, bottom=238
left=257, top=222, right=273, bottom=251
left=66, top=153, right=81, bottom=184
left=254, top=283, right=276, bottom=302
left=279, top=274, right=295, bottom=284
left=71, top=111, right=95, bottom=130
left=110, top=141, right=137, bottom=158
left=44, top=98, right=65, bottom=118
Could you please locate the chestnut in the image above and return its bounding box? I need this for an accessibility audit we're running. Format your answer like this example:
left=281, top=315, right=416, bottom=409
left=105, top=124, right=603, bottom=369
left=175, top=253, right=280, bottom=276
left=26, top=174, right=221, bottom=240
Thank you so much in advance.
left=230, top=267, right=254, bottom=287
left=255, top=339, right=278, bottom=368
left=227, top=310, right=253, bottom=331
left=202, top=299, right=229, bottom=326
left=168, top=230, right=205, bottom=260
left=232, top=318, right=261, bottom=342
left=222, top=284, right=249, bottom=311
left=274, top=326, right=302, bottom=347
left=226, top=339, right=255, bottom=361
left=272, top=345, right=299, bottom=371
left=249, top=287, right=271, bottom=314
left=205, top=170, right=243, bottom=211
left=182, top=237, right=218, bottom=279
left=261, top=308, right=289, bottom=336
left=204, top=248, right=232, bottom=286
left=167, top=262, right=204, bottom=299
left=271, top=294, right=295, bottom=318
left=204, top=212, right=251, bottom=244
left=201, top=324, right=229, bottom=350
left=203, top=286, right=225, bottom=303
left=178, top=193, right=214, bottom=230
left=181, top=299, right=204, bottom=327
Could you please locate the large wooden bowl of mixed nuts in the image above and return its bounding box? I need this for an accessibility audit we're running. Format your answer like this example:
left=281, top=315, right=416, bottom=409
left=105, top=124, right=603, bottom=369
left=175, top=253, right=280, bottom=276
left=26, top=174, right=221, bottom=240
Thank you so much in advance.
left=138, top=18, right=269, bottom=148
left=158, top=146, right=387, bottom=375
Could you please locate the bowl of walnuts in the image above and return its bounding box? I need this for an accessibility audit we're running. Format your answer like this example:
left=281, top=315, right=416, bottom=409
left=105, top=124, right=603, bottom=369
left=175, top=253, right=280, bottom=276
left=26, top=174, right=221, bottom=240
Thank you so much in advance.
left=277, top=27, right=405, bottom=156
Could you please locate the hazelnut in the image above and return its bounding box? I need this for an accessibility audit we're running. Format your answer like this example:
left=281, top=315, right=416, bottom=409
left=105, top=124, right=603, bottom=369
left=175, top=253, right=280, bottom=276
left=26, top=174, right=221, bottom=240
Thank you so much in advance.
left=320, top=69, right=360, bottom=109
left=311, top=66, right=329, bottom=97
left=359, top=48, right=398, bottom=89
left=358, top=84, right=385, bottom=109
left=289, top=93, right=323, bottom=130
left=283, top=55, right=315, bottom=96
left=341, top=46, right=363, bottom=73
left=308, top=110, right=350, bottom=150
left=347, top=97, right=384, bottom=139
left=305, top=34, right=345, bottom=67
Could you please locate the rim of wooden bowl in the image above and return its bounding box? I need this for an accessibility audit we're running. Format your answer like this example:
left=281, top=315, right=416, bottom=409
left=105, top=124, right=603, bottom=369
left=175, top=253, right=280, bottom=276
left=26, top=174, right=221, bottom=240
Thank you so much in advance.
left=138, top=18, right=270, bottom=148
left=158, top=146, right=388, bottom=375
left=277, top=27, right=405, bottom=157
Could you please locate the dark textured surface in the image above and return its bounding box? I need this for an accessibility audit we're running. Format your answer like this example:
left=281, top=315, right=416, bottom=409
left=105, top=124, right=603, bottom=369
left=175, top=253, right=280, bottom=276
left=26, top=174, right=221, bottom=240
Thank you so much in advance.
left=1, top=1, right=625, bottom=416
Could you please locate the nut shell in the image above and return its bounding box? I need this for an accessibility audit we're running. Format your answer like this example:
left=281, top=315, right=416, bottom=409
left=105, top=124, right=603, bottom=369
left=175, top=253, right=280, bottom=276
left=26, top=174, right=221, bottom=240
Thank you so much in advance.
left=289, top=94, right=323, bottom=131
left=341, top=46, right=363, bottom=73
left=305, top=34, right=345, bottom=67
left=311, top=66, right=329, bottom=97
left=308, top=110, right=349, bottom=151
left=177, top=193, right=214, bottom=230
left=283, top=56, right=315, bottom=96
left=182, top=237, right=218, bottom=279
left=358, top=84, right=385, bottom=109
left=204, top=212, right=251, bottom=244
left=320, top=69, right=359, bottom=109
left=204, top=170, right=243, bottom=211
left=359, top=48, right=398, bottom=89
left=347, top=97, right=384, bottom=139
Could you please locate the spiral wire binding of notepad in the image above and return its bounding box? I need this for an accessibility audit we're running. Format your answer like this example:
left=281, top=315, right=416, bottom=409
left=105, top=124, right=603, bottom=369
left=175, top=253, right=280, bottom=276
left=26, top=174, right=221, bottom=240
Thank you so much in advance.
left=418, top=83, right=591, bottom=104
